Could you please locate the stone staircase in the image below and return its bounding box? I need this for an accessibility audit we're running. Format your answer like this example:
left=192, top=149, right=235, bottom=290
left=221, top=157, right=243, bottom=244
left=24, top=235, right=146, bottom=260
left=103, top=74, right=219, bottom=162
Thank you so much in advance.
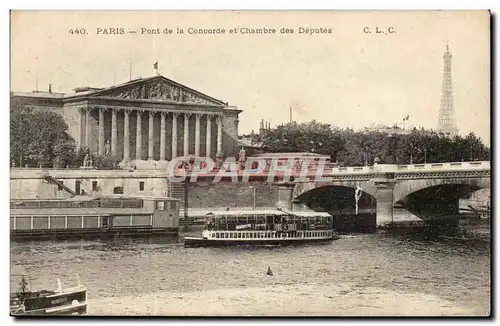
left=169, top=182, right=188, bottom=218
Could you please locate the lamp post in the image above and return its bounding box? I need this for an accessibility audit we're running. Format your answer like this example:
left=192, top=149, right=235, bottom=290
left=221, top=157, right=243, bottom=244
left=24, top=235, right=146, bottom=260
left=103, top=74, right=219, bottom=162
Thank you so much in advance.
left=424, top=148, right=427, bottom=164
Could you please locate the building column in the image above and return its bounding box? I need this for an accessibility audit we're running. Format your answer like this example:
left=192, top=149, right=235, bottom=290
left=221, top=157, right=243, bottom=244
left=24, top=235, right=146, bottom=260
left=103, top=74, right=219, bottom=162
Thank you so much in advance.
left=148, top=111, right=155, bottom=160
left=183, top=113, right=191, bottom=156
left=111, top=108, right=118, bottom=156
left=160, top=112, right=166, bottom=161
left=85, top=108, right=92, bottom=149
left=136, top=110, right=143, bottom=160
left=79, top=108, right=86, bottom=150
left=123, top=109, right=131, bottom=161
left=172, top=112, right=179, bottom=159
left=98, top=108, right=105, bottom=156
left=195, top=113, right=202, bottom=157
left=206, top=115, right=212, bottom=157
left=375, top=178, right=396, bottom=227
left=216, top=115, right=223, bottom=157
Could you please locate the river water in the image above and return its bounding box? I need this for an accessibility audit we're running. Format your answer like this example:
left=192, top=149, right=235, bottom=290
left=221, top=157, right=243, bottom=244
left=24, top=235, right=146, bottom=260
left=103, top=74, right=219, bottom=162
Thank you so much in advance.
left=10, top=230, right=490, bottom=316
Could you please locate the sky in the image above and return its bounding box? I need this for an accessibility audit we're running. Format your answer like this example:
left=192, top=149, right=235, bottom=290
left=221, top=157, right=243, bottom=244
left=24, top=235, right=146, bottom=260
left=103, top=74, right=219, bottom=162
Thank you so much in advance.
left=10, top=10, right=491, bottom=144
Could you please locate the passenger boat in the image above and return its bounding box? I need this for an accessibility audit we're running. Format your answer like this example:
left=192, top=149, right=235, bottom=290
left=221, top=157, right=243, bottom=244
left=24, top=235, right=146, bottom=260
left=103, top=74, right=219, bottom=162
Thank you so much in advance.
left=10, top=274, right=87, bottom=316
left=184, top=209, right=339, bottom=248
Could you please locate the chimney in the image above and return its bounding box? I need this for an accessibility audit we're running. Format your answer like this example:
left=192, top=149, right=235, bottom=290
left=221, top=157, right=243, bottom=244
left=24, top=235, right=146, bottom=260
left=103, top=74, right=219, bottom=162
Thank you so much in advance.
left=48, top=84, right=52, bottom=93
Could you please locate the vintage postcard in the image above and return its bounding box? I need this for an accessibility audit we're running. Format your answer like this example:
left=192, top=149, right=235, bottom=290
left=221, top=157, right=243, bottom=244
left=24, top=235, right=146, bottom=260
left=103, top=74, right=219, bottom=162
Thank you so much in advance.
left=9, top=10, right=490, bottom=317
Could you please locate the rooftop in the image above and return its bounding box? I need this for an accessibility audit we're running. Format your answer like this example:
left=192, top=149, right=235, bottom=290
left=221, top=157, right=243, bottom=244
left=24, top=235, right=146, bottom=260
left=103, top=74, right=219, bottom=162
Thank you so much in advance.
left=249, top=152, right=330, bottom=158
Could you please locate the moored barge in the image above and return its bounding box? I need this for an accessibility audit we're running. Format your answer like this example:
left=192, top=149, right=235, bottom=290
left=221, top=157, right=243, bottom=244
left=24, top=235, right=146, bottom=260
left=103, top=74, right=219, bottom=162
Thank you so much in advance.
left=184, top=209, right=339, bottom=247
left=10, top=195, right=180, bottom=241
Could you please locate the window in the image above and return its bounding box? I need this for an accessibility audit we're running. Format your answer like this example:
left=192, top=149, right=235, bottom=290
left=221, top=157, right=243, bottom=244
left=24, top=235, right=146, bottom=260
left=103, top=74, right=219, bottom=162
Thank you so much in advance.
left=216, top=233, right=220, bottom=238
left=75, top=181, right=81, bottom=195
left=139, top=181, right=145, bottom=191
left=92, top=181, right=98, bottom=191
left=156, top=201, right=164, bottom=210
left=113, top=186, right=123, bottom=194
left=57, top=180, right=64, bottom=191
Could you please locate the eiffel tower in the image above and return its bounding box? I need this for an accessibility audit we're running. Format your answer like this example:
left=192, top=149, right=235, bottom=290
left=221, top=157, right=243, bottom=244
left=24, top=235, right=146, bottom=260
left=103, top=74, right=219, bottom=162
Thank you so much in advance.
left=437, top=44, right=459, bottom=136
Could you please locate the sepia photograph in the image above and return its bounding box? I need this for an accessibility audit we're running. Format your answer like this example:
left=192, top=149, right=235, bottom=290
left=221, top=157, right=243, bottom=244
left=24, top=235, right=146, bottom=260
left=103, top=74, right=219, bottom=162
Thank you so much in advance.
left=8, top=9, right=491, bottom=317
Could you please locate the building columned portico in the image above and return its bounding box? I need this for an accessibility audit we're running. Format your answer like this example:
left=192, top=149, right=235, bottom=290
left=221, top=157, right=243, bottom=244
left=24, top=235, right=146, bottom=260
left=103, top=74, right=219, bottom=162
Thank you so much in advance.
left=79, top=106, right=226, bottom=161
left=12, top=75, right=242, bottom=162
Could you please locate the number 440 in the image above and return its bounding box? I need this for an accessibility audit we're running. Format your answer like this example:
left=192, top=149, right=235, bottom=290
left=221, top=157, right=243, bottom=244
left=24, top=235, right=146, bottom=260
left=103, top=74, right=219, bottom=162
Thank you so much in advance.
left=69, top=28, right=87, bottom=35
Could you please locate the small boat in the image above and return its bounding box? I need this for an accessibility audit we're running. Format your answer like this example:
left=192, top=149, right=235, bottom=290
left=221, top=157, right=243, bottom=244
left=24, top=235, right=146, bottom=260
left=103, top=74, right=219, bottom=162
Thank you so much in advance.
left=10, top=274, right=87, bottom=316
left=184, top=209, right=340, bottom=248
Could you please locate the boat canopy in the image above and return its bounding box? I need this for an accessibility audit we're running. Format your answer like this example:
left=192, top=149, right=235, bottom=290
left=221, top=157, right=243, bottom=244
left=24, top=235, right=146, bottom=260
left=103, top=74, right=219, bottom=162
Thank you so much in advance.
left=204, top=210, right=332, bottom=219
left=205, top=210, right=287, bottom=217
left=290, top=211, right=332, bottom=218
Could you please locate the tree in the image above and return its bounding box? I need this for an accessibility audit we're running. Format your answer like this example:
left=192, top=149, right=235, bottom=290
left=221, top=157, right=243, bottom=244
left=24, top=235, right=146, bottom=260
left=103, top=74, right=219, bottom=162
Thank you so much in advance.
left=10, top=104, right=76, bottom=168
left=253, top=121, right=345, bottom=159
left=252, top=120, right=490, bottom=166
left=53, top=139, right=77, bottom=168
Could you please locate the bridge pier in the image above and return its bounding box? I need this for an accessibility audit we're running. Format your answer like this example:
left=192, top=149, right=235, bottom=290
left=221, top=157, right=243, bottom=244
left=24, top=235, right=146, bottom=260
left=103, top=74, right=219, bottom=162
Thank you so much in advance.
left=276, top=182, right=295, bottom=211
left=374, top=178, right=396, bottom=227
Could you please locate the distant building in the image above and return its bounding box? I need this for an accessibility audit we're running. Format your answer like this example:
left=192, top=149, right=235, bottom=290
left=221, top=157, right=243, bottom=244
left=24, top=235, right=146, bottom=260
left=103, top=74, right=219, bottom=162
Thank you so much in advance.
left=362, top=124, right=412, bottom=136
left=11, top=75, right=242, bottom=163
left=237, top=134, right=264, bottom=157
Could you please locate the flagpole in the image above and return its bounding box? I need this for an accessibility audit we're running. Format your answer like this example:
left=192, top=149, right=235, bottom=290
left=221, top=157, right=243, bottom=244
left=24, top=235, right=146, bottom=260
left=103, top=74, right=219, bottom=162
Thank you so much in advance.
left=35, top=56, right=39, bottom=92
left=129, top=52, right=132, bottom=81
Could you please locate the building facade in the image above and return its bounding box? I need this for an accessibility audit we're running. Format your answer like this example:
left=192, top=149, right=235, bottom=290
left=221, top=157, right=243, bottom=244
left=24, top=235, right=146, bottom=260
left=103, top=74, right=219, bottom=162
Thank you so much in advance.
left=11, top=75, right=242, bottom=163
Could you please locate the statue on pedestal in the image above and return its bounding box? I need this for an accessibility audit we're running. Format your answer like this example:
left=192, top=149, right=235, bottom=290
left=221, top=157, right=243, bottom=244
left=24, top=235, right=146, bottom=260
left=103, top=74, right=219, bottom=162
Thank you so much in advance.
left=105, top=140, right=111, bottom=155
left=239, top=147, right=246, bottom=162
left=215, top=150, right=225, bottom=169
left=83, top=154, right=89, bottom=167
left=238, top=147, right=246, bottom=170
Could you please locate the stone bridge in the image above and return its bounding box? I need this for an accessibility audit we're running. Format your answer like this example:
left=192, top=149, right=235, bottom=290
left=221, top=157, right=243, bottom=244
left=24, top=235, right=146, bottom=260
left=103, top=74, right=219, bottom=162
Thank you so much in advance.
left=279, top=161, right=490, bottom=226
left=10, top=161, right=490, bottom=227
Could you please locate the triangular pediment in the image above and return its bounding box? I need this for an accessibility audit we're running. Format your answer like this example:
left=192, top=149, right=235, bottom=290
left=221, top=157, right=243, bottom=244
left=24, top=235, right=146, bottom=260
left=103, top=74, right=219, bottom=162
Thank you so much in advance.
left=89, top=76, right=225, bottom=106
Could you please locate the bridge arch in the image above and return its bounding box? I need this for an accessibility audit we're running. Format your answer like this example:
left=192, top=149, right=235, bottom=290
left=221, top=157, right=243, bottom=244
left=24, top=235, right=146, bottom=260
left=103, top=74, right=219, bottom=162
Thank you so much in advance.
left=293, top=181, right=377, bottom=200
left=393, top=177, right=490, bottom=204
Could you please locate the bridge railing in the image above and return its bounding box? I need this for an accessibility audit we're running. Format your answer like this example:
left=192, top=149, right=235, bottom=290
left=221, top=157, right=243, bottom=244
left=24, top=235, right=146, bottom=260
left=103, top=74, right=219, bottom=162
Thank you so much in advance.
left=392, top=161, right=490, bottom=171
left=10, top=161, right=490, bottom=179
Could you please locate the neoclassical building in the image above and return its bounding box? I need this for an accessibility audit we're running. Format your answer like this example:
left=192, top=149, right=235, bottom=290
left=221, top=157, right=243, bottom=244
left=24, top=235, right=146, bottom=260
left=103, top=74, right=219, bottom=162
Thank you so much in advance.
left=11, top=75, right=242, bottom=162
